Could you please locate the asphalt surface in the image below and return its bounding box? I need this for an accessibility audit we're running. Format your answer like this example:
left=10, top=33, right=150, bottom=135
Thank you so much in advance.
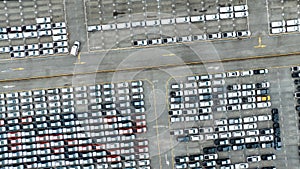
left=1, top=0, right=300, bottom=169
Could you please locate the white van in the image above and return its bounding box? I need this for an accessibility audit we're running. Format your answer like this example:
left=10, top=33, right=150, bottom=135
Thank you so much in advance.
left=70, top=41, right=80, bottom=56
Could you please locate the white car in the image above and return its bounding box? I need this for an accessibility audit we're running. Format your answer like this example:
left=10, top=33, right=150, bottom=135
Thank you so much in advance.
left=190, top=135, right=204, bottom=141
left=227, top=71, right=240, bottom=77
left=190, top=15, right=205, bottom=22
left=242, top=84, right=255, bottom=90
left=247, top=156, right=261, bottom=162
left=216, top=106, right=227, bottom=112
left=170, top=83, right=183, bottom=90
left=232, top=131, right=245, bottom=137
left=259, top=135, right=274, bottom=142
left=178, top=36, right=192, bottom=42
left=198, top=88, right=212, bottom=94
left=240, top=70, right=253, bottom=76
left=256, top=102, right=271, bottom=108
left=228, top=124, right=243, bottom=131
left=207, top=33, right=222, bottom=39
left=215, top=119, right=227, bottom=125
left=55, top=47, right=69, bottom=53
left=198, top=81, right=211, bottom=87
left=227, top=91, right=241, bottom=98
left=199, top=127, right=214, bottom=134
left=52, top=35, right=68, bottom=41
left=205, top=14, right=219, bottom=21
left=234, top=11, right=248, bottom=18
left=228, top=98, right=242, bottom=104
left=242, top=103, right=256, bottom=110
left=185, top=128, right=199, bottom=135
left=246, top=129, right=260, bottom=136
left=257, top=115, right=272, bottom=121
left=205, top=133, right=218, bottom=140
left=219, top=6, right=233, bottom=13
left=199, top=101, right=213, bottom=107
left=220, top=13, right=234, bottom=19
left=184, top=89, right=198, bottom=95
left=199, top=114, right=213, bottom=121
left=243, top=123, right=257, bottom=130
left=184, top=82, right=197, bottom=89
left=271, top=27, right=286, bottom=34
left=234, top=5, right=248, bottom=11
left=243, top=116, right=257, bottom=123
left=234, top=163, right=249, bottom=169
left=242, top=90, right=256, bottom=96
left=245, top=136, right=259, bottom=143
left=237, top=30, right=251, bottom=37
left=286, top=26, right=298, bottom=32
left=271, top=21, right=285, bottom=28
left=219, top=132, right=232, bottom=139
left=212, top=79, right=225, bottom=85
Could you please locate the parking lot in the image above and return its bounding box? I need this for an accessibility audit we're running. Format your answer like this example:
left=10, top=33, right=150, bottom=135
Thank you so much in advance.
left=86, top=0, right=250, bottom=50
left=0, top=80, right=154, bottom=169
left=267, top=0, right=300, bottom=34
left=167, top=67, right=299, bottom=169
left=0, top=0, right=68, bottom=59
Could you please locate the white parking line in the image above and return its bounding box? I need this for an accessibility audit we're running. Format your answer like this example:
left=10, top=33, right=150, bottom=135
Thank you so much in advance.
left=83, top=0, right=90, bottom=52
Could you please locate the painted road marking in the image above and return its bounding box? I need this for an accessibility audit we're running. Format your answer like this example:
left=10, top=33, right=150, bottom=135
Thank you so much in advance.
left=254, top=36, right=266, bottom=48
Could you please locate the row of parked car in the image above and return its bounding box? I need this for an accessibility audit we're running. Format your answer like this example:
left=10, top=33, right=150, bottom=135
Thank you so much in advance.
left=270, top=19, right=300, bottom=34
left=0, top=81, right=151, bottom=168
left=291, top=66, right=300, bottom=116
left=175, top=152, right=276, bottom=169
left=88, top=4, right=248, bottom=32
left=132, top=30, right=251, bottom=46
left=173, top=108, right=280, bottom=168
left=0, top=17, right=69, bottom=57
left=0, top=41, right=69, bottom=58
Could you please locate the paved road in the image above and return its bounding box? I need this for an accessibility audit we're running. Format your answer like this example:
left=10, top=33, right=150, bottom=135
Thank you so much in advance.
left=1, top=32, right=300, bottom=82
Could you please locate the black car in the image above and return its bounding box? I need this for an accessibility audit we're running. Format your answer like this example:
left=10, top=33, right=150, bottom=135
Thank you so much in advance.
left=294, top=79, right=300, bottom=85
left=273, top=122, right=279, bottom=129
left=216, top=158, right=231, bottom=165
left=274, top=136, right=282, bottom=150
left=296, top=106, right=300, bottom=111
left=258, top=89, right=270, bottom=95
left=297, top=86, right=300, bottom=91
left=274, top=128, right=281, bottom=137
left=291, top=72, right=300, bottom=78
left=272, top=109, right=279, bottom=123
left=217, top=145, right=231, bottom=152
left=227, top=85, right=234, bottom=90
left=297, top=99, right=300, bottom=104
left=169, top=91, right=176, bottom=97
left=229, top=137, right=244, bottom=144
left=177, top=136, right=190, bottom=142
left=203, top=147, right=217, bottom=154
left=214, top=138, right=227, bottom=145
left=271, top=108, right=278, bottom=114
left=246, top=143, right=260, bottom=149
